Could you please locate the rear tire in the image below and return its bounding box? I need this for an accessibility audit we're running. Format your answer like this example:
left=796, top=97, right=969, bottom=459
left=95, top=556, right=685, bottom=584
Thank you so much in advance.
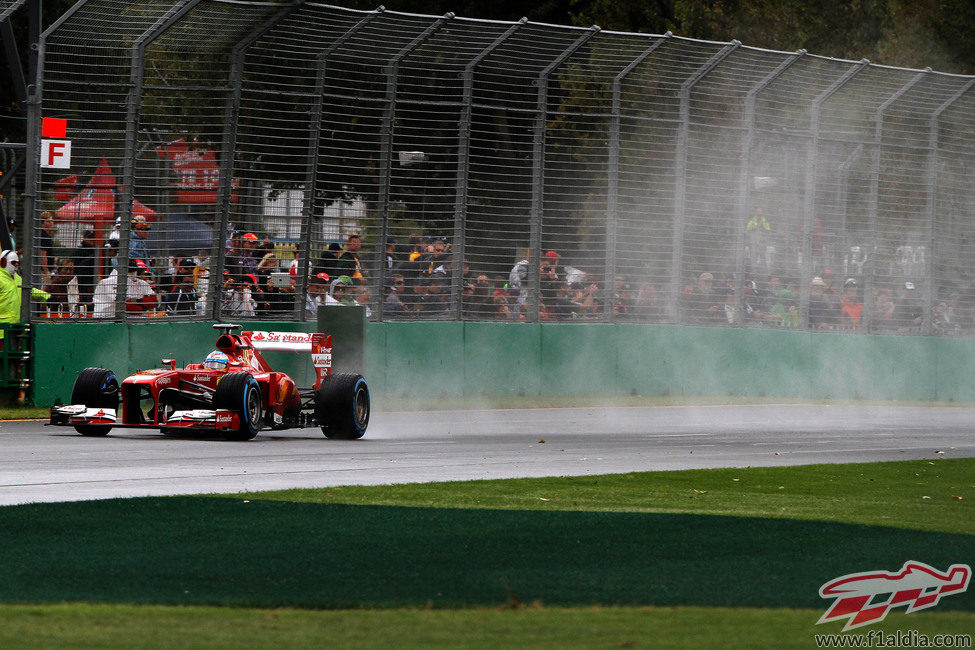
left=315, top=373, right=369, bottom=439
left=70, top=367, right=119, bottom=436
left=214, top=373, right=261, bottom=441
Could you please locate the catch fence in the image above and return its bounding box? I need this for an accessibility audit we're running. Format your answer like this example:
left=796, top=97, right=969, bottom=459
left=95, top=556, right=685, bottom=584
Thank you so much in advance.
left=20, top=0, right=975, bottom=334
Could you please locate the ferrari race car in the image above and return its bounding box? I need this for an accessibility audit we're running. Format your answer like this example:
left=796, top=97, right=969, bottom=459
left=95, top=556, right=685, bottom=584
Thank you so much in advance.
left=49, top=324, right=369, bottom=440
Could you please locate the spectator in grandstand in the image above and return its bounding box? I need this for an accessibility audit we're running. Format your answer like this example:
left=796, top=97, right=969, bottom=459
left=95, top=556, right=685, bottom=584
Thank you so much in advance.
left=313, top=234, right=363, bottom=283
left=129, top=215, right=152, bottom=268
left=304, top=272, right=330, bottom=317
left=568, top=279, right=600, bottom=319
left=354, top=283, right=373, bottom=318
left=872, top=286, right=897, bottom=333
left=160, top=256, right=193, bottom=293
left=191, top=250, right=210, bottom=310
left=769, top=287, right=799, bottom=328
left=892, top=281, right=923, bottom=333
left=326, top=275, right=356, bottom=307
left=539, top=251, right=562, bottom=314
left=227, top=232, right=259, bottom=281
left=342, top=232, right=364, bottom=281
left=683, top=272, right=723, bottom=324
left=38, top=212, right=56, bottom=282
left=465, top=272, right=493, bottom=319
left=632, top=280, right=663, bottom=322
left=260, top=270, right=296, bottom=317
left=91, top=259, right=156, bottom=318
left=931, top=297, right=959, bottom=336
left=953, top=289, right=975, bottom=334
left=491, top=288, right=513, bottom=320
left=721, top=285, right=738, bottom=324
left=384, top=273, right=413, bottom=318
left=508, top=254, right=530, bottom=318
left=4, top=216, right=15, bottom=249
left=746, top=207, right=770, bottom=268
left=614, top=277, right=637, bottom=317
left=418, top=271, right=449, bottom=316
left=163, top=271, right=199, bottom=315
left=220, top=272, right=255, bottom=318
left=821, top=269, right=840, bottom=311
left=838, top=278, right=863, bottom=331
left=314, top=241, right=346, bottom=280
left=72, top=227, right=98, bottom=311
left=419, top=237, right=451, bottom=278
left=550, top=281, right=584, bottom=320
left=384, top=237, right=398, bottom=281
left=42, top=256, right=75, bottom=315
left=255, top=240, right=279, bottom=281
left=740, top=279, right=771, bottom=326
left=103, top=237, right=119, bottom=272
left=808, top=276, right=833, bottom=330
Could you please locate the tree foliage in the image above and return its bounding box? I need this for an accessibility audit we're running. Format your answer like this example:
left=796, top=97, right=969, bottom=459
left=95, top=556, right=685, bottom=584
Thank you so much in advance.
left=568, top=0, right=975, bottom=74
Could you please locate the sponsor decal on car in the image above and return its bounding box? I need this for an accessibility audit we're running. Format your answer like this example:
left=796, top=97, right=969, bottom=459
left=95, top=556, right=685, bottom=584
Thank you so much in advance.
left=52, top=405, right=118, bottom=422
left=250, top=331, right=313, bottom=343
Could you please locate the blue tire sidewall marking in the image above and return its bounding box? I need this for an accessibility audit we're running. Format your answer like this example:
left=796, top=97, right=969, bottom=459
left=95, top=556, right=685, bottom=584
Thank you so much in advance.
left=242, top=377, right=258, bottom=430
left=353, top=378, right=368, bottom=431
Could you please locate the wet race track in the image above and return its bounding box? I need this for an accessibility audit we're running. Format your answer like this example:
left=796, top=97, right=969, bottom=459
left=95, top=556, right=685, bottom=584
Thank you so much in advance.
left=2, top=403, right=974, bottom=505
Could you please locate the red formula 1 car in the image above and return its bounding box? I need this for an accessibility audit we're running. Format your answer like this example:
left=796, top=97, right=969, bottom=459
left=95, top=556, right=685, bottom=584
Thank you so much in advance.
left=49, top=324, right=369, bottom=440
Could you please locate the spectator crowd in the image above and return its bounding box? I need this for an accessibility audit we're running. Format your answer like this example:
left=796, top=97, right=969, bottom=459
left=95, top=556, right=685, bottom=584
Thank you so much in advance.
left=19, top=213, right=974, bottom=336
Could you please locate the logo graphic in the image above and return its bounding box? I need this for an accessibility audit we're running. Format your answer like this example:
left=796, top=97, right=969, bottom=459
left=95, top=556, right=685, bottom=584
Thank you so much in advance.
left=818, top=561, right=971, bottom=631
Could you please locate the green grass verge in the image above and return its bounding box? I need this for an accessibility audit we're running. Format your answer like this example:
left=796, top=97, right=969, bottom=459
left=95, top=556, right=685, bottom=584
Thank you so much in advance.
left=242, top=458, right=975, bottom=535
left=0, top=405, right=48, bottom=419
left=1, top=459, right=973, bottom=646
left=0, top=605, right=971, bottom=649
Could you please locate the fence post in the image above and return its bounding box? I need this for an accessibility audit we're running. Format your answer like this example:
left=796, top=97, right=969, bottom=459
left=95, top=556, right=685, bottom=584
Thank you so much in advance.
left=925, top=79, right=975, bottom=335
left=800, top=59, right=869, bottom=330
left=604, top=33, right=669, bottom=322
left=23, top=0, right=93, bottom=323
left=375, top=12, right=454, bottom=322
left=671, top=40, right=739, bottom=324
left=298, top=7, right=385, bottom=320
left=529, top=25, right=599, bottom=322
left=209, top=1, right=307, bottom=320
left=863, top=69, right=930, bottom=333
left=734, top=50, right=804, bottom=325
left=117, top=0, right=203, bottom=320
left=450, top=17, right=527, bottom=321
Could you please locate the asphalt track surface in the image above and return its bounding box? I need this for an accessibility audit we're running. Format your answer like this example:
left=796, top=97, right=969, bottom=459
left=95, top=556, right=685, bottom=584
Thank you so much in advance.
left=2, top=404, right=974, bottom=506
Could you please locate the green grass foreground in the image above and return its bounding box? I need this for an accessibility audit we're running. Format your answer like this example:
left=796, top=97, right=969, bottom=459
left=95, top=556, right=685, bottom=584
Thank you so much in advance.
left=1, top=459, right=973, bottom=646
left=0, top=605, right=971, bottom=649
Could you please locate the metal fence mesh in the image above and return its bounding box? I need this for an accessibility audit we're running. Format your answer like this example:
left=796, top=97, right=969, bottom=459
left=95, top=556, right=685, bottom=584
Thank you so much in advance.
left=23, top=1, right=975, bottom=335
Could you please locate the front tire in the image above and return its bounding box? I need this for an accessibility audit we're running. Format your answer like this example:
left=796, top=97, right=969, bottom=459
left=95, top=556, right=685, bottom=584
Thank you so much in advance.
left=70, top=367, right=119, bottom=436
left=315, top=373, right=369, bottom=439
left=214, top=373, right=262, bottom=441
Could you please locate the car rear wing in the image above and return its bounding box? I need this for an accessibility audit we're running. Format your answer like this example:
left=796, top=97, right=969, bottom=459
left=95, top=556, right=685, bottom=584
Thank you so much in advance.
left=242, top=331, right=332, bottom=389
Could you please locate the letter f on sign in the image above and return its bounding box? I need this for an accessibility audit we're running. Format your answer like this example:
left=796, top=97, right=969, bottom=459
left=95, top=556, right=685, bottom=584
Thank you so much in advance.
left=41, top=139, right=72, bottom=169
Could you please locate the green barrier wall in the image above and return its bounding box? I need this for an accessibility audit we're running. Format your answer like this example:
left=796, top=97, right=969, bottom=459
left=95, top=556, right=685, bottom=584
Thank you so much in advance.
left=32, top=321, right=975, bottom=405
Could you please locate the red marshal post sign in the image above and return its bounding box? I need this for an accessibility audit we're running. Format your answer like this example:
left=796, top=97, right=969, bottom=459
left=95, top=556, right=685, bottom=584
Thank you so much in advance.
left=40, top=118, right=71, bottom=169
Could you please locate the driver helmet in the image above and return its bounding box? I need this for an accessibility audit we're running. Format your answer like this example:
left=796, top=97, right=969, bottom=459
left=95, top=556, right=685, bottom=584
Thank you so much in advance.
left=203, top=350, right=230, bottom=370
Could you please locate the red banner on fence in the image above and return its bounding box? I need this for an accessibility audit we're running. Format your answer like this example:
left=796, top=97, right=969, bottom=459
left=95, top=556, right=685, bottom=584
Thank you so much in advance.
left=156, top=138, right=238, bottom=204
